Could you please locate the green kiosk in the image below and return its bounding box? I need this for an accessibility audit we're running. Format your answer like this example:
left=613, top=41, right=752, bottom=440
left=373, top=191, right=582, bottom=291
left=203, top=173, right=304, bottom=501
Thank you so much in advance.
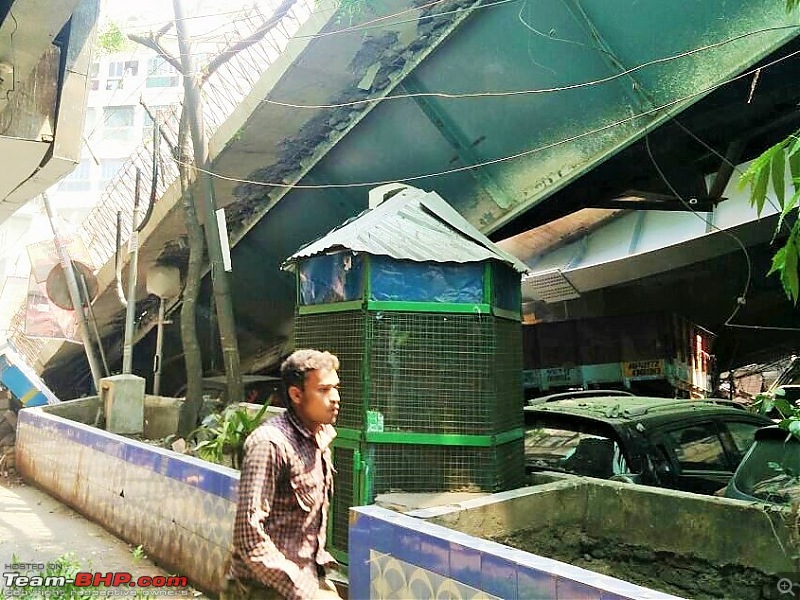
left=282, top=185, right=528, bottom=561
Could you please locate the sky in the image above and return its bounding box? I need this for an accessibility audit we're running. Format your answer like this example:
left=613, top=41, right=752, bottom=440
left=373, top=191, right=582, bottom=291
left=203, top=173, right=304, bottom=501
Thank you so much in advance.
left=101, top=0, right=260, bottom=37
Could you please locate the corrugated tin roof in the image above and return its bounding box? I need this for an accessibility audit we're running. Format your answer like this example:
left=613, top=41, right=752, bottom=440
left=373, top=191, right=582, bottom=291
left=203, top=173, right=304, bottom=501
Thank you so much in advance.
left=282, top=186, right=528, bottom=272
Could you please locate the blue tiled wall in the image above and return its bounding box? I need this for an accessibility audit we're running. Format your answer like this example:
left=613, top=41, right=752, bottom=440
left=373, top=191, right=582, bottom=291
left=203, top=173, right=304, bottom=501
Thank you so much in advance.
left=349, top=506, right=684, bottom=600
left=16, top=407, right=239, bottom=595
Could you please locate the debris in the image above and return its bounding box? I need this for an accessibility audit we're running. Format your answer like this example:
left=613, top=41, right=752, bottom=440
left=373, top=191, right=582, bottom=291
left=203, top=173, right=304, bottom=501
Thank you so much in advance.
left=3, top=409, right=17, bottom=429
left=171, top=438, right=187, bottom=454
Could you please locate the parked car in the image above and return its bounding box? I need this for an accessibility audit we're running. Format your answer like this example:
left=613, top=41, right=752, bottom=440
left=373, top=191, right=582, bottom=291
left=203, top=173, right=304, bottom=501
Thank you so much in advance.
left=724, top=426, right=800, bottom=504
left=524, top=395, right=772, bottom=495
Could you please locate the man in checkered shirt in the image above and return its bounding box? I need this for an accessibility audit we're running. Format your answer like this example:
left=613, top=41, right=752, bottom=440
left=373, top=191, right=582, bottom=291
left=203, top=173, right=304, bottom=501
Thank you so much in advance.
left=223, top=349, right=342, bottom=600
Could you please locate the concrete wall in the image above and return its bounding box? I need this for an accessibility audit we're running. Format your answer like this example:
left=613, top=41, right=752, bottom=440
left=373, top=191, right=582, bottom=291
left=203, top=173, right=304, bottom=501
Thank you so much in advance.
left=16, top=403, right=239, bottom=594
left=583, top=481, right=795, bottom=575
left=414, top=477, right=797, bottom=576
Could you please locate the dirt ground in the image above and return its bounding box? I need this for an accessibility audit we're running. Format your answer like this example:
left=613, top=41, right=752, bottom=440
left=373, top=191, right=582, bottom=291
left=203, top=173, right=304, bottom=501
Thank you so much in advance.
left=494, top=526, right=779, bottom=600
left=0, top=474, right=208, bottom=598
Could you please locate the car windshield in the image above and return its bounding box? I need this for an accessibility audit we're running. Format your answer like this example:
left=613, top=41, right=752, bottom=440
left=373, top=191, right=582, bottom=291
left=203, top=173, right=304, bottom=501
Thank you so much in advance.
left=732, top=437, right=800, bottom=503
left=524, top=426, right=630, bottom=479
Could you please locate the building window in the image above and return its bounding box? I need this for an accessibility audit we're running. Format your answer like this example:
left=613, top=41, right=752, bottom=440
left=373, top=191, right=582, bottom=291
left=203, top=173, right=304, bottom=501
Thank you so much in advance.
left=102, top=106, right=135, bottom=142
left=99, top=159, right=126, bottom=191
left=59, top=160, right=92, bottom=192
left=146, top=57, right=179, bottom=88
left=106, top=60, right=139, bottom=90
left=89, top=62, right=100, bottom=91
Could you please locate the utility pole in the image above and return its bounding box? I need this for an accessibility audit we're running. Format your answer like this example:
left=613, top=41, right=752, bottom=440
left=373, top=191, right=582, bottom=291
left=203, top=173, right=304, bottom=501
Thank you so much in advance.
left=43, top=193, right=103, bottom=392
left=121, top=169, right=142, bottom=374
left=172, top=0, right=244, bottom=405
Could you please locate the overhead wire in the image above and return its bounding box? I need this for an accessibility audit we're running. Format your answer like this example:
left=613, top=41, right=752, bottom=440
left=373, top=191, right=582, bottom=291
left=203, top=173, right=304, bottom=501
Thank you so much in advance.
left=669, top=117, right=793, bottom=230
left=644, top=135, right=753, bottom=330
left=259, top=23, right=800, bottom=110
left=516, top=0, right=599, bottom=52
left=170, top=45, right=800, bottom=191
left=125, top=5, right=273, bottom=32
left=96, top=0, right=800, bottom=263
left=647, top=130, right=800, bottom=334
left=98, top=2, right=800, bottom=113
left=84, top=0, right=449, bottom=140
left=83, top=1, right=524, bottom=153
left=125, top=0, right=521, bottom=63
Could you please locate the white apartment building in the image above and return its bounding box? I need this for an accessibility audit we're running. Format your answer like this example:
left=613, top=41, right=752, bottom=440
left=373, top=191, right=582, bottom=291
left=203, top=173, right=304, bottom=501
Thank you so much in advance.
left=62, top=49, right=184, bottom=218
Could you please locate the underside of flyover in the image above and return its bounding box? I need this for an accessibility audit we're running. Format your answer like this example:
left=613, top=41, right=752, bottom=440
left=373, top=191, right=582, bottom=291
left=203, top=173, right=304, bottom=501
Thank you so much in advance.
left=31, top=0, right=800, bottom=399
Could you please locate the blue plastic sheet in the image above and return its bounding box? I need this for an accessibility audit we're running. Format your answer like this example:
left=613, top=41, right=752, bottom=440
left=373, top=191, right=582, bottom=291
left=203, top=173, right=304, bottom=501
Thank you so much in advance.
left=369, top=256, right=483, bottom=303
left=299, top=252, right=364, bottom=305
left=492, top=262, right=521, bottom=311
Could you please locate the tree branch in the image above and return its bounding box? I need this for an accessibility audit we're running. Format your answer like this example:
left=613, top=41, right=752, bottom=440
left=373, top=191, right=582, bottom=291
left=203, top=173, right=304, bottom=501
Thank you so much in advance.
left=128, top=32, right=183, bottom=73
left=202, top=0, right=298, bottom=83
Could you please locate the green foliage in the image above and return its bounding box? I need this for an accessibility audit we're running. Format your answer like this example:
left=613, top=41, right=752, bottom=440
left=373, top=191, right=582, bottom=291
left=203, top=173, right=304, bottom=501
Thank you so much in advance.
left=96, top=22, right=131, bottom=55
left=739, top=131, right=800, bottom=303
left=754, top=387, right=800, bottom=440
left=131, top=544, right=146, bottom=562
left=739, top=0, right=800, bottom=303
left=192, top=403, right=269, bottom=469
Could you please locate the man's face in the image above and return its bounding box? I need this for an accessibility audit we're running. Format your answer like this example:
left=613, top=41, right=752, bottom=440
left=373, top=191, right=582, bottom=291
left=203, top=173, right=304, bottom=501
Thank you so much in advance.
left=289, top=367, right=340, bottom=428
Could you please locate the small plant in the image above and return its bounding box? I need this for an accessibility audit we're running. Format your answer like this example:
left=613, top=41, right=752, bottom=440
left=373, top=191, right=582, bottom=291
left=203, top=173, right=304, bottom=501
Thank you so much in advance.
left=192, top=404, right=269, bottom=469
left=131, top=544, right=146, bottom=561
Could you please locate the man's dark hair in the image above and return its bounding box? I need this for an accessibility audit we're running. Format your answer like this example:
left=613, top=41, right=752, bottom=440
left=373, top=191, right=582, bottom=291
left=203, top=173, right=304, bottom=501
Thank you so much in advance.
left=280, top=349, right=340, bottom=393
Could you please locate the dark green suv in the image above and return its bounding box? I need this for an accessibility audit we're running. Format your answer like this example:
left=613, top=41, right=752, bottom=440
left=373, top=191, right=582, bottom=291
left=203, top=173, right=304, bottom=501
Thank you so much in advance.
left=524, top=396, right=772, bottom=495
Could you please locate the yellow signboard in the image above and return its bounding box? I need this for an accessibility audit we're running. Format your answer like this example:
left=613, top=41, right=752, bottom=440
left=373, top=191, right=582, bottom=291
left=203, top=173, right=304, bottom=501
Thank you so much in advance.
left=622, top=359, right=665, bottom=379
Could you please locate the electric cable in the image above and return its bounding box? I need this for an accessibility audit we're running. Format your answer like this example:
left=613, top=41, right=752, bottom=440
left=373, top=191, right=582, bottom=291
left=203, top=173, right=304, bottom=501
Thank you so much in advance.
left=169, top=46, right=800, bottom=191
left=137, top=124, right=160, bottom=232
left=670, top=117, right=790, bottom=224
left=648, top=136, right=800, bottom=333
left=138, top=0, right=520, bottom=63
left=122, top=5, right=272, bottom=32
left=517, top=0, right=602, bottom=53
left=259, top=24, right=800, bottom=110
left=644, top=135, right=753, bottom=331
left=101, top=2, right=800, bottom=118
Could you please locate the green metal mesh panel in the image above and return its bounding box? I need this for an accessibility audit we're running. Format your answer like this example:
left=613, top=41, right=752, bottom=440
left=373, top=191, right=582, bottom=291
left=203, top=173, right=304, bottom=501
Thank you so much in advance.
left=366, top=312, right=523, bottom=434
left=370, top=439, right=525, bottom=494
left=493, top=318, right=525, bottom=432
left=331, top=444, right=355, bottom=557
left=294, top=311, right=365, bottom=430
